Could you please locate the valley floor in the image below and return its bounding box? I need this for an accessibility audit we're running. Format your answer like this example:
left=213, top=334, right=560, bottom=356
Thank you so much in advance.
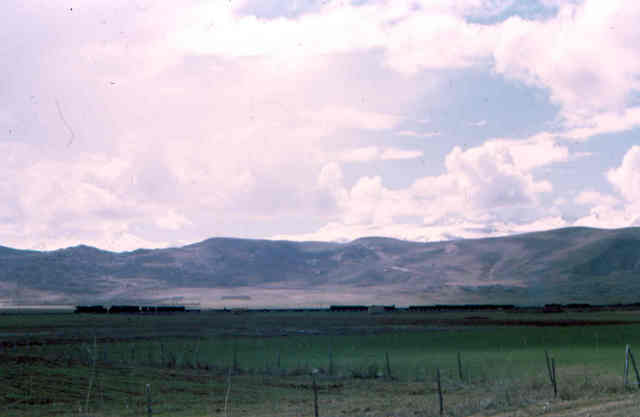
left=2, top=309, right=640, bottom=416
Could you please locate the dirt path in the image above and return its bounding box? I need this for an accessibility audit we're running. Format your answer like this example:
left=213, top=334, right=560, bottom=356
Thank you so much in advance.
left=471, top=395, right=640, bottom=417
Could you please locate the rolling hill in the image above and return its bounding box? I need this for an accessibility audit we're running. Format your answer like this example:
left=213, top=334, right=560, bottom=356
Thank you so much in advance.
left=2, top=227, right=640, bottom=307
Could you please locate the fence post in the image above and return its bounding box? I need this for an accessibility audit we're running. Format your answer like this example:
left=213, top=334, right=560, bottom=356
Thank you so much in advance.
left=625, top=344, right=630, bottom=388
left=224, top=368, right=232, bottom=417
left=312, top=372, right=319, bottom=417
left=385, top=352, right=392, bottom=380
left=551, top=358, right=558, bottom=398
left=146, top=384, right=152, bottom=417
left=544, top=350, right=553, bottom=385
left=629, top=346, right=640, bottom=387
left=436, top=368, right=444, bottom=416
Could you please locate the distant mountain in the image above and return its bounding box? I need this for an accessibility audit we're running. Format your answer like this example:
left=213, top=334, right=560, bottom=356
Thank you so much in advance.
left=2, top=227, right=640, bottom=307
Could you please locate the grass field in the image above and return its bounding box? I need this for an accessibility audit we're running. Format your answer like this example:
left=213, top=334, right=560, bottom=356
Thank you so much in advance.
left=2, top=309, right=640, bottom=416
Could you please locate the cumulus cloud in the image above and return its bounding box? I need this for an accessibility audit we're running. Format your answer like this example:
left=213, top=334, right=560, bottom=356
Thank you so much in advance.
left=573, top=206, right=640, bottom=229
left=492, top=1, right=640, bottom=127
left=410, top=135, right=568, bottom=218
left=3, top=0, right=640, bottom=252
left=272, top=215, right=571, bottom=244
left=573, top=146, right=640, bottom=229
left=301, top=135, right=571, bottom=242
left=607, top=145, right=640, bottom=202
left=175, top=0, right=640, bottom=138
left=174, top=0, right=501, bottom=72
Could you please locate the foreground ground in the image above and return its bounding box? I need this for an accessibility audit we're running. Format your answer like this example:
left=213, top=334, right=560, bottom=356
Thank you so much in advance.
left=2, top=309, right=640, bottom=416
left=471, top=395, right=640, bottom=416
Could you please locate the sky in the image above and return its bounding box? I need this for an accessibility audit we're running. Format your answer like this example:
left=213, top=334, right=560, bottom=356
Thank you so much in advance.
left=1, top=0, right=640, bottom=252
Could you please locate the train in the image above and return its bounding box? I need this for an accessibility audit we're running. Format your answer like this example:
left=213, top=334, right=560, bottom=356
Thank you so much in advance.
left=74, top=302, right=640, bottom=314
left=74, top=305, right=194, bottom=314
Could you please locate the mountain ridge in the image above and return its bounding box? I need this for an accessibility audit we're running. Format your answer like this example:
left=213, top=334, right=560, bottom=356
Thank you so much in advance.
left=2, top=226, right=640, bottom=307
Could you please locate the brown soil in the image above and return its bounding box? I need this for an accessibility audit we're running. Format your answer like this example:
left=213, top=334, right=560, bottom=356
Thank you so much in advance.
left=470, top=395, right=640, bottom=417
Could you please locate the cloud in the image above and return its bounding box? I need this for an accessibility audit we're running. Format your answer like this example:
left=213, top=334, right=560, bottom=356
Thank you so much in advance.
left=562, top=107, right=640, bottom=141
left=308, top=107, right=399, bottom=131
left=575, top=190, right=621, bottom=207
left=317, top=162, right=344, bottom=189
left=607, top=145, right=640, bottom=202
left=305, top=134, right=570, bottom=242
left=469, top=120, right=487, bottom=127
left=4, top=0, right=443, bottom=251
left=174, top=0, right=640, bottom=139
left=338, top=146, right=423, bottom=162
left=155, top=209, right=193, bottom=231
left=380, top=148, right=424, bottom=160
left=492, top=1, right=640, bottom=127
left=492, top=133, right=570, bottom=171
left=0, top=140, right=168, bottom=251
left=573, top=146, right=640, bottom=229
left=570, top=151, right=593, bottom=160
left=3, top=0, right=640, bottom=253
left=573, top=206, right=640, bottom=229
left=174, top=0, right=500, bottom=73
left=396, top=130, right=441, bottom=137
left=272, top=215, right=571, bottom=244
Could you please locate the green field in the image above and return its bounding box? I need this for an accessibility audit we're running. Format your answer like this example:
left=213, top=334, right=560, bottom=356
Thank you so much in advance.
left=2, top=309, right=640, bottom=416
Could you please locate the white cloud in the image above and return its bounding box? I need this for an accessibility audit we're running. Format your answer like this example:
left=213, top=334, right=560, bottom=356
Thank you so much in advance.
left=308, top=107, right=399, bottom=131
left=338, top=147, right=381, bottom=163
left=469, top=120, right=487, bottom=127
left=317, top=162, right=344, bottom=189
left=438, top=139, right=556, bottom=209
left=573, top=206, right=640, bottom=229
left=497, top=133, right=570, bottom=171
left=272, top=215, right=571, bottom=244
left=396, top=130, right=441, bottom=137
left=380, top=148, right=424, bottom=160
left=4, top=0, right=640, bottom=253
left=562, top=107, right=640, bottom=141
left=338, top=146, right=423, bottom=162
left=175, top=0, right=640, bottom=139
left=505, top=216, right=569, bottom=233
left=302, top=135, right=569, bottom=242
left=0, top=140, right=168, bottom=251
left=607, top=145, right=640, bottom=202
left=493, top=1, right=640, bottom=127
left=570, top=151, right=593, bottom=160
left=155, top=209, right=192, bottom=231
left=572, top=146, right=640, bottom=229
left=575, top=190, right=621, bottom=207
left=173, top=0, right=501, bottom=73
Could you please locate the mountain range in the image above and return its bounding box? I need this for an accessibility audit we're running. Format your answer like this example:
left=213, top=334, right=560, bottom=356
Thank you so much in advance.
left=2, top=226, right=640, bottom=307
